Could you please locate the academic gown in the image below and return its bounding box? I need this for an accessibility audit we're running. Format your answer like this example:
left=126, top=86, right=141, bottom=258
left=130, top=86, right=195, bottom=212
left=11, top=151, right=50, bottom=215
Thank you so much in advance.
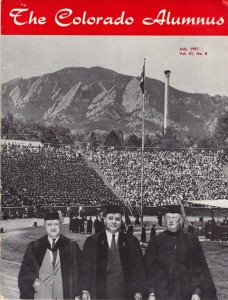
left=80, top=230, right=148, bottom=299
left=87, top=219, right=93, bottom=234
left=18, top=234, right=81, bottom=299
left=144, top=229, right=217, bottom=300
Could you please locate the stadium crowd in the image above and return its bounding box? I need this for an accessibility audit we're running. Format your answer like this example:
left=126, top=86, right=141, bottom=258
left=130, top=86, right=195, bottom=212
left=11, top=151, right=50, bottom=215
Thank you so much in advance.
left=1, top=142, right=228, bottom=211
left=1, top=143, right=120, bottom=208
left=88, top=148, right=228, bottom=206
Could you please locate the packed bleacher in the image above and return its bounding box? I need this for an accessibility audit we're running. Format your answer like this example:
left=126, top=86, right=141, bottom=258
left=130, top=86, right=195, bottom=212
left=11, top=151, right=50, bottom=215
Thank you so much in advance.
left=1, top=143, right=228, bottom=213
left=1, top=143, right=121, bottom=209
left=88, top=148, right=228, bottom=206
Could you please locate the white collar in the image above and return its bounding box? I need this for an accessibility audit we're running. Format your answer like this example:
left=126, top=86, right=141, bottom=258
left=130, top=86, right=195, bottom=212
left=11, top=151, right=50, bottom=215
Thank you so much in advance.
left=48, top=236, right=60, bottom=246
left=106, top=230, right=119, bottom=247
left=106, top=230, right=119, bottom=237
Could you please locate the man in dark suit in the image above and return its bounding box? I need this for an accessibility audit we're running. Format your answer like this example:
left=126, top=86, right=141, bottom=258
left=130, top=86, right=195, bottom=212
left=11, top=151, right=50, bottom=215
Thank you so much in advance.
left=80, top=205, right=148, bottom=300
left=18, top=211, right=81, bottom=299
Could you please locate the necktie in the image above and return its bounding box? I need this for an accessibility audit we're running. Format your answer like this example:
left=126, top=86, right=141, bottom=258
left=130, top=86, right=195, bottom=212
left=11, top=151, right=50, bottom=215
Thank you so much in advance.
left=111, top=234, right=116, bottom=250
left=52, top=239, right=57, bottom=267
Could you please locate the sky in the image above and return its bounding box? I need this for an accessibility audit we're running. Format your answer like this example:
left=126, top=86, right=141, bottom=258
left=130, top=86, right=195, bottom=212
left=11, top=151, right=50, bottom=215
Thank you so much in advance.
left=1, top=35, right=228, bottom=96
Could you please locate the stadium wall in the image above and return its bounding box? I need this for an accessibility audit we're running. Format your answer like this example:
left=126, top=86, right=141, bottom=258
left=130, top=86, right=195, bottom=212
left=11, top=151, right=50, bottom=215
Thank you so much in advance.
left=1, top=206, right=228, bottom=219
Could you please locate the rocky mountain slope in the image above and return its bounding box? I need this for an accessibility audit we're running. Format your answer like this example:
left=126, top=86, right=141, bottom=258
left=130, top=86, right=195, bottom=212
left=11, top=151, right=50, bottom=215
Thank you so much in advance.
left=2, top=66, right=228, bottom=136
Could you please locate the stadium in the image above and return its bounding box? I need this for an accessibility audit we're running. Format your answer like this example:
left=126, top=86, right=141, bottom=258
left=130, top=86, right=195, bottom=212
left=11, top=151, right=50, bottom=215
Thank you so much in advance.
left=1, top=51, right=228, bottom=299
left=1, top=139, right=228, bottom=299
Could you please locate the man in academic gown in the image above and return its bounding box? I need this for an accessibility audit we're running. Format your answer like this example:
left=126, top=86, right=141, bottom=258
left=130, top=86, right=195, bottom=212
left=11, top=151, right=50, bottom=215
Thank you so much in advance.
left=18, top=211, right=81, bottom=299
left=80, top=205, right=148, bottom=300
left=144, top=205, right=217, bottom=300
left=150, top=225, right=156, bottom=240
left=87, top=217, right=93, bottom=234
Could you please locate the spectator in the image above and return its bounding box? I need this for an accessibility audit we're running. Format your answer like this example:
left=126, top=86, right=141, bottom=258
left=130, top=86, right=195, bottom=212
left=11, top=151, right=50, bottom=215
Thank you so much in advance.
left=150, top=225, right=156, bottom=239
left=157, top=212, right=163, bottom=226
left=87, top=217, right=93, bottom=234
left=120, top=221, right=126, bottom=233
left=135, top=216, right=141, bottom=226
left=79, top=217, right=85, bottom=234
left=205, top=220, right=211, bottom=239
left=127, top=223, right=134, bottom=235
left=141, top=224, right=147, bottom=243
left=94, top=216, right=100, bottom=234
left=187, top=222, right=195, bottom=234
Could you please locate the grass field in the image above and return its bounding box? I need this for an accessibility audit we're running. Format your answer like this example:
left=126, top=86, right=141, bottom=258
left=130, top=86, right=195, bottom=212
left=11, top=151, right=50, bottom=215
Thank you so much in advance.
left=1, top=218, right=228, bottom=300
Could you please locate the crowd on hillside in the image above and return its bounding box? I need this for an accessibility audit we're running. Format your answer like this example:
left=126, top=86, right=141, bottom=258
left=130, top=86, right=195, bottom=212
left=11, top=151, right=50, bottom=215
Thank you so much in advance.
left=2, top=142, right=228, bottom=210
left=1, top=143, right=120, bottom=208
left=88, top=148, right=228, bottom=206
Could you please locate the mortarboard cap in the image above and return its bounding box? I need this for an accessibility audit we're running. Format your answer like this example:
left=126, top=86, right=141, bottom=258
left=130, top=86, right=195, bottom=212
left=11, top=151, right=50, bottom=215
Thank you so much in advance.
left=105, top=205, right=123, bottom=215
left=165, top=205, right=182, bottom=214
left=44, top=211, right=64, bottom=222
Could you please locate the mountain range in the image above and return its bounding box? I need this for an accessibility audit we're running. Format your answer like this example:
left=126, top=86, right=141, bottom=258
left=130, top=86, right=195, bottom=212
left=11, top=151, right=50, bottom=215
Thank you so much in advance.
left=2, top=66, right=228, bottom=137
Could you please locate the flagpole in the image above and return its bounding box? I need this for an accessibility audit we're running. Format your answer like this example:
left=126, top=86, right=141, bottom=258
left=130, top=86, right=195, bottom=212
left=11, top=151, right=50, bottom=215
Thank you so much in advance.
left=140, top=59, right=146, bottom=233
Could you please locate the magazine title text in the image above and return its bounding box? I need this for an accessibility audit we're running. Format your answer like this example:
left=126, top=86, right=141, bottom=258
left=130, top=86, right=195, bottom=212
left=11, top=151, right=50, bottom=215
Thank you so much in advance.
left=9, top=8, right=225, bottom=26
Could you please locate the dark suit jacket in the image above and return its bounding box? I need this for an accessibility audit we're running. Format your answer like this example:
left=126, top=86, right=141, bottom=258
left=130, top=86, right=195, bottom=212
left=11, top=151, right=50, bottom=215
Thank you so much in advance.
left=81, top=230, right=148, bottom=299
left=18, top=234, right=81, bottom=299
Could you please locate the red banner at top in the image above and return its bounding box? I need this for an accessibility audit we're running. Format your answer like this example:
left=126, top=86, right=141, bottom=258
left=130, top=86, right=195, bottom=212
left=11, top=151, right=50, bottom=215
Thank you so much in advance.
left=2, top=0, right=228, bottom=35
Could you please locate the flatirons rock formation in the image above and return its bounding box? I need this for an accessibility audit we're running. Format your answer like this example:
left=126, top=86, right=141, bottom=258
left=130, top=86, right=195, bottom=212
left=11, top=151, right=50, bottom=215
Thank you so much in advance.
left=2, top=66, right=228, bottom=136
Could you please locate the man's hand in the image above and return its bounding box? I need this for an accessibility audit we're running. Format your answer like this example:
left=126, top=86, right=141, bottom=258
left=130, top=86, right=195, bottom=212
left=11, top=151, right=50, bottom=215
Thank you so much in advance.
left=191, top=294, right=200, bottom=300
left=134, top=292, right=142, bottom=300
left=82, top=291, right=91, bottom=300
left=32, top=278, right=40, bottom=293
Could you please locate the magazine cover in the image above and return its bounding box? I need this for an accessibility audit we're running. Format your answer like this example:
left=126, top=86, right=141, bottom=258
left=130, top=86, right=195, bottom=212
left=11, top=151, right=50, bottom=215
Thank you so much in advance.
left=1, top=0, right=228, bottom=299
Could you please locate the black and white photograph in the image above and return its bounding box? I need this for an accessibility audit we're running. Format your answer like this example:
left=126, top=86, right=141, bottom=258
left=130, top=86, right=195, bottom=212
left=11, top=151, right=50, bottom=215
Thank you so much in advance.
left=1, top=35, right=228, bottom=300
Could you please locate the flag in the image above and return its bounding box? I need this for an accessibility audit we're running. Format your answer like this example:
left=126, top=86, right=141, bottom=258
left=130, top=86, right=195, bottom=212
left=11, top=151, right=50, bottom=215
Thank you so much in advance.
left=140, top=60, right=145, bottom=94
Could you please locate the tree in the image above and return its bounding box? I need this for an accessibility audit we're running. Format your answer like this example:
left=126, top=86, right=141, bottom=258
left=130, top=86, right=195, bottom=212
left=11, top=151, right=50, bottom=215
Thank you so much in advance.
left=117, top=130, right=124, bottom=146
left=161, top=127, right=186, bottom=150
left=213, top=112, right=228, bottom=147
left=1, top=113, right=74, bottom=145
left=126, top=134, right=141, bottom=148
left=104, top=130, right=122, bottom=147
left=150, top=132, right=163, bottom=148
left=89, top=132, right=98, bottom=149
left=1, top=113, right=17, bottom=137
left=145, top=134, right=153, bottom=148
left=196, top=136, right=216, bottom=149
